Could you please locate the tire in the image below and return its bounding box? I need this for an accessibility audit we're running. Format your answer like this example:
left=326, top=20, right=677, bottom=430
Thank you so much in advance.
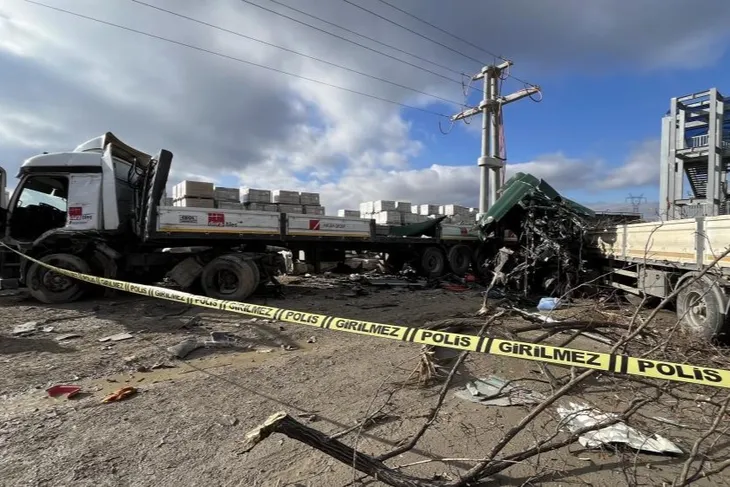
left=676, top=275, right=728, bottom=341
left=26, top=253, right=91, bottom=304
left=200, top=254, right=260, bottom=301
left=420, top=247, right=446, bottom=278
left=474, top=245, right=494, bottom=277
left=447, top=245, right=472, bottom=276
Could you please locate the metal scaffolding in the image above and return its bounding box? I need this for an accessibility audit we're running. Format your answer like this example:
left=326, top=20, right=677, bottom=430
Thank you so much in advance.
left=659, top=88, right=730, bottom=219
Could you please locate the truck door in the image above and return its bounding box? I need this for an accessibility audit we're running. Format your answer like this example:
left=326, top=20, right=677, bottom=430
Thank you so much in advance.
left=66, top=174, right=103, bottom=231
left=0, top=166, right=6, bottom=235
left=137, top=149, right=172, bottom=240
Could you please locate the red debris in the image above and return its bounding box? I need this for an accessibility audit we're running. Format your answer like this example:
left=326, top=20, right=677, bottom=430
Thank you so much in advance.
left=46, top=384, right=81, bottom=399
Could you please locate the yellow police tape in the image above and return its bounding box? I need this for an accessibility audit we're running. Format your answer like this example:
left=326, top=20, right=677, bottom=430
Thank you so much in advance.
left=7, top=245, right=730, bottom=389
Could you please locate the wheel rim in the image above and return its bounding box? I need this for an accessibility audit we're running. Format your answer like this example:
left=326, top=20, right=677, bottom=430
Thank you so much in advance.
left=685, top=290, right=708, bottom=330
left=214, top=269, right=240, bottom=295
left=425, top=255, right=440, bottom=272
left=39, top=257, right=82, bottom=293
left=41, top=269, right=75, bottom=293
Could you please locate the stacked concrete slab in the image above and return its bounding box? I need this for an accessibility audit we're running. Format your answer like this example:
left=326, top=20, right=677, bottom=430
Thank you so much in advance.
left=358, top=199, right=429, bottom=226
left=214, top=186, right=242, bottom=210
left=172, top=181, right=215, bottom=208
left=239, top=187, right=325, bottom=214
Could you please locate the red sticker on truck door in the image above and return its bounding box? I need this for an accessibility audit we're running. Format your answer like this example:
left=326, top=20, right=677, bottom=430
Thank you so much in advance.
left=309, top=219, right=320, bottom=230
left=68, top=207, right=82, bottom=220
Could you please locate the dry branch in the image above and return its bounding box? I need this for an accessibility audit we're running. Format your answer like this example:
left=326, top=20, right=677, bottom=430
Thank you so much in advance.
left=241, top=412, right=447, bottom=487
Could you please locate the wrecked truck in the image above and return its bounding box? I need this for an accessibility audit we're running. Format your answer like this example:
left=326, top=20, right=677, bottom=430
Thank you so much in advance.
left=474, top=172, right=610, bottom=297
left=0, top=132, right=484, bottom=304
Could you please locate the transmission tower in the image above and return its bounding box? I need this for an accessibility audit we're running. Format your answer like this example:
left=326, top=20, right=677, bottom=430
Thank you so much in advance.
left=626, top=193, right=647, bottom=213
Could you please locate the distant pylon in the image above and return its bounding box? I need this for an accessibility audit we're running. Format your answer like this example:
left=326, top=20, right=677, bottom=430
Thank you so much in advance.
left=626, top=193, right=647, bottom=213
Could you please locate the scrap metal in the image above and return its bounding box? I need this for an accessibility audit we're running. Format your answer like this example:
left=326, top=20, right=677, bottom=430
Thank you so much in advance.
left=476, top=172, right=597, bottom=297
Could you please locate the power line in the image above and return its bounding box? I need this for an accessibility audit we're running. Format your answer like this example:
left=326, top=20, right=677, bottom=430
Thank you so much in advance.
left=239, top=0, right=481, bottom=95
left=23, top=0, right=451, bottom=118
left=371, top=0, right=538, bottom=88
left=374, top=0, right=505, bottom=62
left=265, top=0, right=466, bottom=79
left=341, top=0, right=486, bottom=67
left=129, top=0, right=465, bottom=107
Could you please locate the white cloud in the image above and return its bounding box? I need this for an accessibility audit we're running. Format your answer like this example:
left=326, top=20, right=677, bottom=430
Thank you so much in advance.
left=597, top=139, right=660, bottom=190
left=0, top=0, right=727, bottom=214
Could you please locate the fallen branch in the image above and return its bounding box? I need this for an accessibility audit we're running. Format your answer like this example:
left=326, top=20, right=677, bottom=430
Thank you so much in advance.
left=241, top=412, right=447, bottom=487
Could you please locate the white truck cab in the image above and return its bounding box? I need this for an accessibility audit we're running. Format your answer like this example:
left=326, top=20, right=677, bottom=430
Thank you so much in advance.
left=1, top=133, right=157, bottom=245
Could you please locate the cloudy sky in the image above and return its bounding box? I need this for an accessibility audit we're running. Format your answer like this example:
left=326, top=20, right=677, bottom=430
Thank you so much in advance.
left=2, top=0, right=730, bottom=214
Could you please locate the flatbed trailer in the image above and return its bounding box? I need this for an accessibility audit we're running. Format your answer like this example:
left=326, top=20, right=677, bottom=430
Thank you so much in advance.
left=586, top=215, right=730, bottom=339
left=0, top=133, right=482, bottom=304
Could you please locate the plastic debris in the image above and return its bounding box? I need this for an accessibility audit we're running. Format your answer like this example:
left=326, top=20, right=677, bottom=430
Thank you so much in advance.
left=557, top=402, right=682, bottom=454
left=455, top=376, right=546, bottom=406
left=102, top=386, right=137, bottom=403
left=537, top=297, right=561, bottom=311
left=204, top=331, right=237, bottom=348
left=46, top=384, right=81, bottom=398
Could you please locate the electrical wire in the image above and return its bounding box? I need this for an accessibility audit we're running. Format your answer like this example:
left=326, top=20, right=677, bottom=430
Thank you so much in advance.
left=239, top=0, right=483, bottom=95
left=375, top=0, right=506, bottom=63
left=23, top=0, right=452, bottom=118
left=129, top=0, right=466, bottom=107
left=370, top=0, right=539, bottom=88
left=341, top=0, right=486, bottom=67
left=265, top=0, right=464, bottom=79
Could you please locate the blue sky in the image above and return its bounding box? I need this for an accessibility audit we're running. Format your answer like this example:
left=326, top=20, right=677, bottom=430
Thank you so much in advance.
left=2, top=0, right=730, bottom=214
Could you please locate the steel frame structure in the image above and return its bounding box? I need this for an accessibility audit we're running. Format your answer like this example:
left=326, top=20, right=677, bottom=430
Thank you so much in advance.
left=659, top=88, right=730, bottom=219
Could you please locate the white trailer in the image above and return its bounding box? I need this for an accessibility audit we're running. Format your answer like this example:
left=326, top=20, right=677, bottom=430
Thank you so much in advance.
left=587, top=216, right=730, bottom=339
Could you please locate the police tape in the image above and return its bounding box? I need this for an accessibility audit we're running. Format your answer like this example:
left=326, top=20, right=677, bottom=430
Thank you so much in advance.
left=6, top=245, right=730, bottom=389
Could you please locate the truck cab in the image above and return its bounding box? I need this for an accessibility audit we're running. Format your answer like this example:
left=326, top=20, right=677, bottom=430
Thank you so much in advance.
left=0, top=133, right=171, bottom=298
left=1, top=133, right=168, bottom=244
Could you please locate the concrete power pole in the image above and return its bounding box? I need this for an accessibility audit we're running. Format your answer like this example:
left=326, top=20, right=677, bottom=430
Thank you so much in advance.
left=451, top=61, right=540, bottom=217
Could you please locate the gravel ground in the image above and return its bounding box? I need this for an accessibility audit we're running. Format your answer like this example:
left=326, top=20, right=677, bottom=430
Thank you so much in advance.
left=1, top=276, right=729, bottom=486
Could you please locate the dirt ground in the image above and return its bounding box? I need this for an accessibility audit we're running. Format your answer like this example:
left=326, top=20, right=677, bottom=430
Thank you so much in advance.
left=2, top=275, right=730, bottom=487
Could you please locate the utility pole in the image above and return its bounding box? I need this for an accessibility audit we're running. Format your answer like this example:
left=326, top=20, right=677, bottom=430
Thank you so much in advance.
left=626, top=193, right=647, bottom=214
left=451, top=61, right=541, bottom=217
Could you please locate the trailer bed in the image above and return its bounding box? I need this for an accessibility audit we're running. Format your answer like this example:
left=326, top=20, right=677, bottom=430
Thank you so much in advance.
left=155, top=206, right=479, bottom=243
left=586, top=215, right=730, bottom=270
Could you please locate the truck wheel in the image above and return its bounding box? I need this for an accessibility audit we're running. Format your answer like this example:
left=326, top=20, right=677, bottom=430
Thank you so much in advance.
left=201, top=254, right=260, bottom=302
left=447, top=245, right=472, bottom=276
left=420, top=247, right=446, bottom=278
left=26, top=253, right=91, bottom=304
left=676, top=275, right=728, bottom=340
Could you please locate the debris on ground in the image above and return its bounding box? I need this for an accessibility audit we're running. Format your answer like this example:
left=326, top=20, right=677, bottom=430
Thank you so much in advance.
left=167, top=338, right=203, bottom=358
left=204, top=331, right=237, bottom=348
left=46, top=384, right=81, bottom=399
left=455, top=376, right=546, bottom=406
left=12, top=321, right=39, bottom=336
left=557, top=402, right=683, bottom=455
left=102, top=386, right=138, bottom=403
left=98, top=332, right=134, bottom=342
left=55, top=333, right=82, bottom=342
left=537, top=297, right=561, bottom=311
